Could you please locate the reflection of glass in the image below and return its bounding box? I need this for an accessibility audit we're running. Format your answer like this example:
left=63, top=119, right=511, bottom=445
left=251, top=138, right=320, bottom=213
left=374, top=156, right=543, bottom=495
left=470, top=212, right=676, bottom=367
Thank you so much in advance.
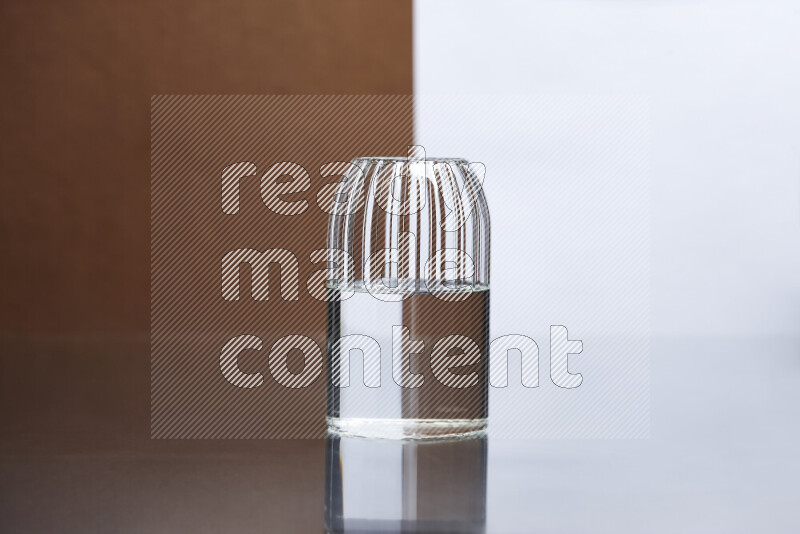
left=325, top=433, right=487, bottom=533
left=326, top=153, right=491, bottom=439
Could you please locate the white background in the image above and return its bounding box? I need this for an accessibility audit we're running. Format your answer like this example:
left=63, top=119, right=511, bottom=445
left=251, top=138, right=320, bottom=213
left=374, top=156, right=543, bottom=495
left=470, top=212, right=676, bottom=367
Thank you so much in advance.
left=415, top=0, right=800, bottom=339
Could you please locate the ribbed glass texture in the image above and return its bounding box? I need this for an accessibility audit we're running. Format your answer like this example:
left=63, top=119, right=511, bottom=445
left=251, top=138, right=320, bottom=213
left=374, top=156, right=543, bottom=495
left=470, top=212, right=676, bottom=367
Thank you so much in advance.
left=326, top=152, right=490, bottom=439
left=327, top=155, right=489, bottom=291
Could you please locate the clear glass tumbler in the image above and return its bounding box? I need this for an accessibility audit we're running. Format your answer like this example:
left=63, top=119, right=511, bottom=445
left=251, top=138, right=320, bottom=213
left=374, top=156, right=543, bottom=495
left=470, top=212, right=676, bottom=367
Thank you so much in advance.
left=326, top=150, right=490, bottom=439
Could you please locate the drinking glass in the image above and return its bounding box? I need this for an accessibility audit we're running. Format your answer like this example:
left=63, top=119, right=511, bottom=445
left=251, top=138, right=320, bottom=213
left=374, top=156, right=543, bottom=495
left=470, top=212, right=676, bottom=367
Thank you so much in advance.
left=326, top=150, right=490, bottom=439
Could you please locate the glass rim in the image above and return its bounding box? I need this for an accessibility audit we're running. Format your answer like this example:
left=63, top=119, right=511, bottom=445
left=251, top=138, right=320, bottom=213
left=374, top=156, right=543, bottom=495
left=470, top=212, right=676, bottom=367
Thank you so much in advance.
left=351, top=156, right=469, bottom=163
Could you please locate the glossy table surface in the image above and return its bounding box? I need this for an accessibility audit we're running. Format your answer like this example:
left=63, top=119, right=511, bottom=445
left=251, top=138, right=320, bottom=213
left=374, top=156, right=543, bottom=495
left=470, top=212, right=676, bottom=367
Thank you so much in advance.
left=1, top=336, right=798, bottom=533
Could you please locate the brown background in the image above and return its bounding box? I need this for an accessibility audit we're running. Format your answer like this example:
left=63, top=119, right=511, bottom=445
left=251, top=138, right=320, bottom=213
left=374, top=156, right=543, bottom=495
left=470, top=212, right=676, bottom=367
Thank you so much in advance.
left=0, top=0, right=412, bottom=446
left=0, top=1, right=411, bottom=530
left=0, top=0, right=411, bottom=335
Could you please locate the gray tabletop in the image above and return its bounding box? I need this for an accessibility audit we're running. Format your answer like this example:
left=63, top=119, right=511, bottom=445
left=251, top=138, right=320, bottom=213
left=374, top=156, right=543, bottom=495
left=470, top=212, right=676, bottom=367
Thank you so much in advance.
left=1, top=336, right=798, bottom=533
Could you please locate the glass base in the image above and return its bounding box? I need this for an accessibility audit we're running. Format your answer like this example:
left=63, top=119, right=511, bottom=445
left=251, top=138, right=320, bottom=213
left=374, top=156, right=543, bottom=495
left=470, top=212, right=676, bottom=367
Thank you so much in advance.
left=327, top=417, right=487, bottom=441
